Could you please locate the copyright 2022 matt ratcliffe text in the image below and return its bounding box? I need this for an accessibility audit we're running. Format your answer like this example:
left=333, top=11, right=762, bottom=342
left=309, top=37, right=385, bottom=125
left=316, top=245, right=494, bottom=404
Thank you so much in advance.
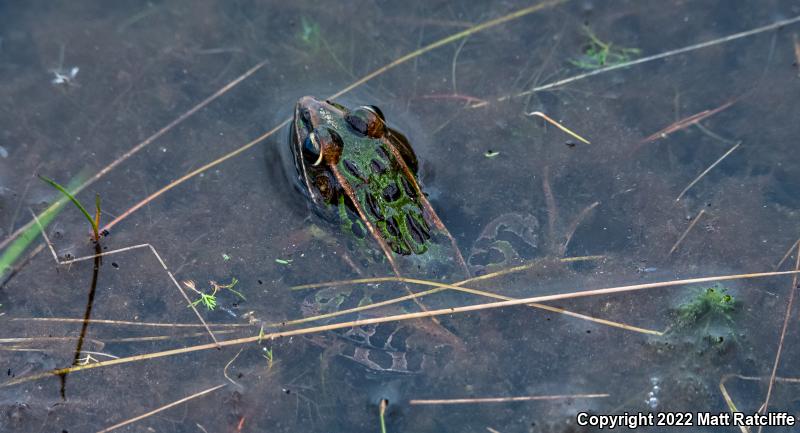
left=576, top=411, right=796, bottom=429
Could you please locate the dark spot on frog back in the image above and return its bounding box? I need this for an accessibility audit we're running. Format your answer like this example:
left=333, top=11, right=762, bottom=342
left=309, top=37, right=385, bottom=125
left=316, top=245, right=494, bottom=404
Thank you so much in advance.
left=364, top=191, right=384, bottom=220
left=370, top=158, right=387, bottom=174
left=400, top=176, right=416, bottom=198
left=344, top=159, right=366, bottom=181
left=382, top=183, right=400, bottom=201
left=405, top=213, right=431, bottom=245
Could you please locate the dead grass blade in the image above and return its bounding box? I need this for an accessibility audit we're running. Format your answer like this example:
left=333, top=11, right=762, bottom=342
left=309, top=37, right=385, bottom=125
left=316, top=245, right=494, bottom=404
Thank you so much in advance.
left=774, top=238, right=800, bottom=270
left=10, top=317, right=250, bottom=328
left=525, top=111, right=591, bottom=144
left=101, top=119, right=289, bottom=232
left=675, top=142, right=740, bottom=201
left=409, top=393, right=609, bottom=405
left=96, top=384, right=226, bottom=433
left=759, top=242, right=800, bottom=429
left=719, top=375, right=750, bottom=433
left=642, top=102, right=735, bottom=144
left=668, top=209, right=706, bottom=256
left=561, top=201, right=600, bottom=256
left=719, top=374, right=800, bottom=433
left=289, top=255, right=605, bottom=291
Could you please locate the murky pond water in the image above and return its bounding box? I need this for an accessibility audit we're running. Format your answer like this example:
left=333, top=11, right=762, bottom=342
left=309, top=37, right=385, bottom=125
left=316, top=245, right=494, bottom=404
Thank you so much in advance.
left=2, top=1, right=800, bottom=432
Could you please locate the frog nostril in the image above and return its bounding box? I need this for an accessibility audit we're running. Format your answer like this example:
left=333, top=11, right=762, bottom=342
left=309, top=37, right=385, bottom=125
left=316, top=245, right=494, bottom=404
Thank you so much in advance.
left=301, top=108, right=312, bottom=129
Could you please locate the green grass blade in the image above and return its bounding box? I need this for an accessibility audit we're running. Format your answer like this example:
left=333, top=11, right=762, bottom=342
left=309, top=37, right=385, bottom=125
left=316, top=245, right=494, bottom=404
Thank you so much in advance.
left=38, top=175, right=99, bottom=239
left=0, top=173, right=86, bottom=281
left=379, top=399, right=388, bottom=433
left=94, top=193, right=101, bottom=230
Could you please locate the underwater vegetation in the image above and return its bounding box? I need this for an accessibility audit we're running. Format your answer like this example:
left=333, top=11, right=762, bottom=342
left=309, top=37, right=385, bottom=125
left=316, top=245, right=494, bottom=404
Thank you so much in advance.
left=667, top=285, right=739, bottom=354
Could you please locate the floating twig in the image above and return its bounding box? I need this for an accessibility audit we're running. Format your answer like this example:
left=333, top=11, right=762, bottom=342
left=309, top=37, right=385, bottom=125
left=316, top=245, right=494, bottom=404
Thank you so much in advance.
left=793, top=33, right=800, bottom=77
left=542, top=166, right=558, bottom=252
left=223, top=347, right=245, bottom=387
left=10, top=317, right=250, bottom=328
left=96, top=384, right=226, bottom=433
left=409, top=393, right=609, bottom=405
left=774, top=238, right=800, bottom=270
left=760, top=242, right=800, bottom=429
left=668, top=209, right=706, bottom=256
left=676, top=142, right=741, bottom=201
left=418, top=93, right=488, bottom=105
left=561, top=201, right=600, bottom=256
left=641, top=101, right=735, bottom=144
left=526, top=111, right=590, bottom=144
left=719, top=374, right=800, bottom=433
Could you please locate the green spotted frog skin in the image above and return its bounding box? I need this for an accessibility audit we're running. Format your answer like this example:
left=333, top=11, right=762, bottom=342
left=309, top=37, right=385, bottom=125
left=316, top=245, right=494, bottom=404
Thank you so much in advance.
left=285, top=96, right=441, bottom=257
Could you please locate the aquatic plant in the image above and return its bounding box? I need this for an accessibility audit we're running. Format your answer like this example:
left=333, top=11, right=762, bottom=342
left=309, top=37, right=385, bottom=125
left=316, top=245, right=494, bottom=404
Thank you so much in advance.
left=675, top=285, right=736, bottom=329
left=0, top=174, right=84, bottom=283
left=262, top=346, right=274, bottom=371
left=184, top=277, right=244, bottom=311
left=379, top=398, right=389, bottom=433
left=665, top=285, right=740, bottom=354
left=569, top=27, right=640, bottom=70
left=298, top=17, right=321, bottom=49
left=38, top=174, right=102, bottom=242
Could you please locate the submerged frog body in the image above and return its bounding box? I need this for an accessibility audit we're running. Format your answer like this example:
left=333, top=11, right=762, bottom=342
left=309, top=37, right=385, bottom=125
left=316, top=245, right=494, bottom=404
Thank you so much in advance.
left=283, top=96, right=468, bottom=373
left=301, top=287, right=429, bottom=374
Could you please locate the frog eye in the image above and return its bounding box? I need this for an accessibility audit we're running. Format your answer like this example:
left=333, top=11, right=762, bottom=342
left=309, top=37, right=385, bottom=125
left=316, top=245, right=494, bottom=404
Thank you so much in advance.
left=363, top=105, right=385, bottom=120
left=345, top=106, right=386, bottom=138
left=309, top=127, right=344, bottom=166
left=302, top=131, right=322, bottom=164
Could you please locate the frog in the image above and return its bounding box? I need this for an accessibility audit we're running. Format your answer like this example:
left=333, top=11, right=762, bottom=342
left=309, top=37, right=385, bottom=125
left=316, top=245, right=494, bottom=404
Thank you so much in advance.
left=282, top=96, right=468, bottom=274
left=282, top=96, right=469, bottom=373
